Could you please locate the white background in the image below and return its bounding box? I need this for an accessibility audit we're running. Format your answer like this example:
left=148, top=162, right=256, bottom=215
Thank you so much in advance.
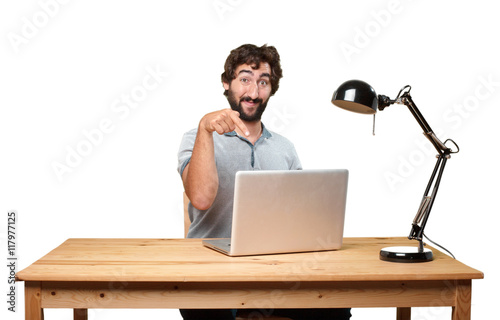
left=1, top=0, right=498, bottom=319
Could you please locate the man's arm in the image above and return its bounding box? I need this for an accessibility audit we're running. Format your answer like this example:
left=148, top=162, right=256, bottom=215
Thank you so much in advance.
left=182, top=108, right=248, bottom=210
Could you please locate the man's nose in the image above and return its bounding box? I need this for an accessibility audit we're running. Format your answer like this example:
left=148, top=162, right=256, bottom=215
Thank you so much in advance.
left=247, top=82, right=259, bottom=99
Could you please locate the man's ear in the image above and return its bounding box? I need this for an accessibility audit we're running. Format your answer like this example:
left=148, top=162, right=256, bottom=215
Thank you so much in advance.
left=223, top=82, right=229, bottom=91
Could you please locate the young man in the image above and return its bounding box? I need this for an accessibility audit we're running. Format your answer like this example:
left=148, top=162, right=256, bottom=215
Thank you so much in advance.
left=177, top=44, right=351, bottom=320
left=178, top=44, right=301, bottom=239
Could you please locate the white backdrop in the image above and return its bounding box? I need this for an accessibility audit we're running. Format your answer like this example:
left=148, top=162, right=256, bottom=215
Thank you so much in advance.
left=1, top=1, right=498, bottom=319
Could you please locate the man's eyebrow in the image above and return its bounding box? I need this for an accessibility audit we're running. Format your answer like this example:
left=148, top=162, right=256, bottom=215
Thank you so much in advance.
left=237, top=70, right=270, bottom=78
left=238, top=69, right=254, bottom=76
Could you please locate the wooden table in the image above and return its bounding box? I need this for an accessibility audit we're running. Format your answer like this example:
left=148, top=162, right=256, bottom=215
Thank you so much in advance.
left=16, top=237, right=483, bottom=320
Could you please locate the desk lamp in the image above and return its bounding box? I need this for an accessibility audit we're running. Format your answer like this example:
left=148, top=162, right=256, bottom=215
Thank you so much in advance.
left=331, top=80, right=459, bottom=262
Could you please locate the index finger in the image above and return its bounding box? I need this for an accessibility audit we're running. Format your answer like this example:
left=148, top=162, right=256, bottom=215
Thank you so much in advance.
left=229, top=111, right=249, bottom=137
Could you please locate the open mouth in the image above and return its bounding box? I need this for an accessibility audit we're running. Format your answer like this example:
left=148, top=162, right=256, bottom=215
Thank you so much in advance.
left=241, top=97, right=261, bottom=108
left=242, top=100, right=257, bottom=107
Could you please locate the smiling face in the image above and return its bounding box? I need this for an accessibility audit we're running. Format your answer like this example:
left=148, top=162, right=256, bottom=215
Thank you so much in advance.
left=223, top=63, right=272, bottom=122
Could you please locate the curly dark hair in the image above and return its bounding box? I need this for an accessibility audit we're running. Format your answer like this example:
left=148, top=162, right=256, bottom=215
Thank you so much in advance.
left=221, top=44, right=283, bottom=96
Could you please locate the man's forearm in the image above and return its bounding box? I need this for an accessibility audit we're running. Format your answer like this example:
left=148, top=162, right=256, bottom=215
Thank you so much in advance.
left=182, top=108, right=248, bottom=210
left=183, top=127, right=219, bottom=211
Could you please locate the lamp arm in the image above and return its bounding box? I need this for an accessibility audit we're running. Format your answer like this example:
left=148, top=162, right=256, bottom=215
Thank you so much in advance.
left=399, top=91, right=452, bottom=155
left=381, top=88, right=459, bottom=252
left=409, top=154, right=448, bottom=245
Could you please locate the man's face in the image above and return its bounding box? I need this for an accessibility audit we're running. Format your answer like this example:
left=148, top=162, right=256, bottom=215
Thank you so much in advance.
left=223, top=63, right=273, bottom=122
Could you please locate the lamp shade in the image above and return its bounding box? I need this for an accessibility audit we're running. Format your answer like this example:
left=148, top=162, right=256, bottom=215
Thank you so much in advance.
left=331, top=80, right=378, bottom=114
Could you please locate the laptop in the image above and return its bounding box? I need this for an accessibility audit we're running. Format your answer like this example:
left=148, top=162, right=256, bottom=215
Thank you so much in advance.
left=203, top=169, right=348, bottom=256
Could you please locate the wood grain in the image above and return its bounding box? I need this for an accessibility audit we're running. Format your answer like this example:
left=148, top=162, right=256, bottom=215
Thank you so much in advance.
left=39, top=280, right=458, bottom=309
left=397, top=307, right=411, bottom=320
left=16, top=237, right=484, bottom=283
left=16, top=238, right=483, bottom=320
left=73, top=308, right=87, bottom=320
left=452, top=280, right=472, bottom=320
left=25, top=281, right=43, bottom=320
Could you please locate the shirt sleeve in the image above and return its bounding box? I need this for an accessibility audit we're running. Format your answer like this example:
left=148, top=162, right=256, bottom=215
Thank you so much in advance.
left=177, top=128, right=198, bottom=177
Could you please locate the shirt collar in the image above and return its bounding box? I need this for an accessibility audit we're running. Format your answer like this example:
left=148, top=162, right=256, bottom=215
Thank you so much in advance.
left=261, top=124, right=272, bottom=139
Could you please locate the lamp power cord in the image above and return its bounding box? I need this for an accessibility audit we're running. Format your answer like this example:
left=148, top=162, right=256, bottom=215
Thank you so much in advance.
left=423, top=233, right=456, bottom=259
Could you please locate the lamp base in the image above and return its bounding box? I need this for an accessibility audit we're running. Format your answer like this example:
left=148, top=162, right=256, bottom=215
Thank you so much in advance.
left=379, top=246, right=433, bottom=263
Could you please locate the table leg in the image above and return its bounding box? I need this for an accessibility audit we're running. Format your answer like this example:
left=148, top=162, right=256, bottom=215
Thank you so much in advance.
left=396, top=307, right=411, bottom=320
left=74, top=309, right=88, bottom=320
left=25, top=281, right=44, bottom=320
left=452, top=280, right=471, bottom=320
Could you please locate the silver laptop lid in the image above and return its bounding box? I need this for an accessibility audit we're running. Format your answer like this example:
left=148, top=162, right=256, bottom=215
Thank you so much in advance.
left=229, top=169, right=348, bottom=256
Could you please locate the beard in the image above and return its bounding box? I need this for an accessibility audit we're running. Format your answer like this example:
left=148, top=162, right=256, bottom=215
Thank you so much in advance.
left=227, top=91, right=269, bottom=122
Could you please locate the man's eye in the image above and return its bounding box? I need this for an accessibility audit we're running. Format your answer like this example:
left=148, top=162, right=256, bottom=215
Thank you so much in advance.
left=240, top=78, right=249, bottom=84
left=259, top=80, right=268, bottom=86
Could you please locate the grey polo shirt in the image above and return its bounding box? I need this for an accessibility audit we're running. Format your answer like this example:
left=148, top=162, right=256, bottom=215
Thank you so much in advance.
left=177, top=124, right=302, bottom=238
